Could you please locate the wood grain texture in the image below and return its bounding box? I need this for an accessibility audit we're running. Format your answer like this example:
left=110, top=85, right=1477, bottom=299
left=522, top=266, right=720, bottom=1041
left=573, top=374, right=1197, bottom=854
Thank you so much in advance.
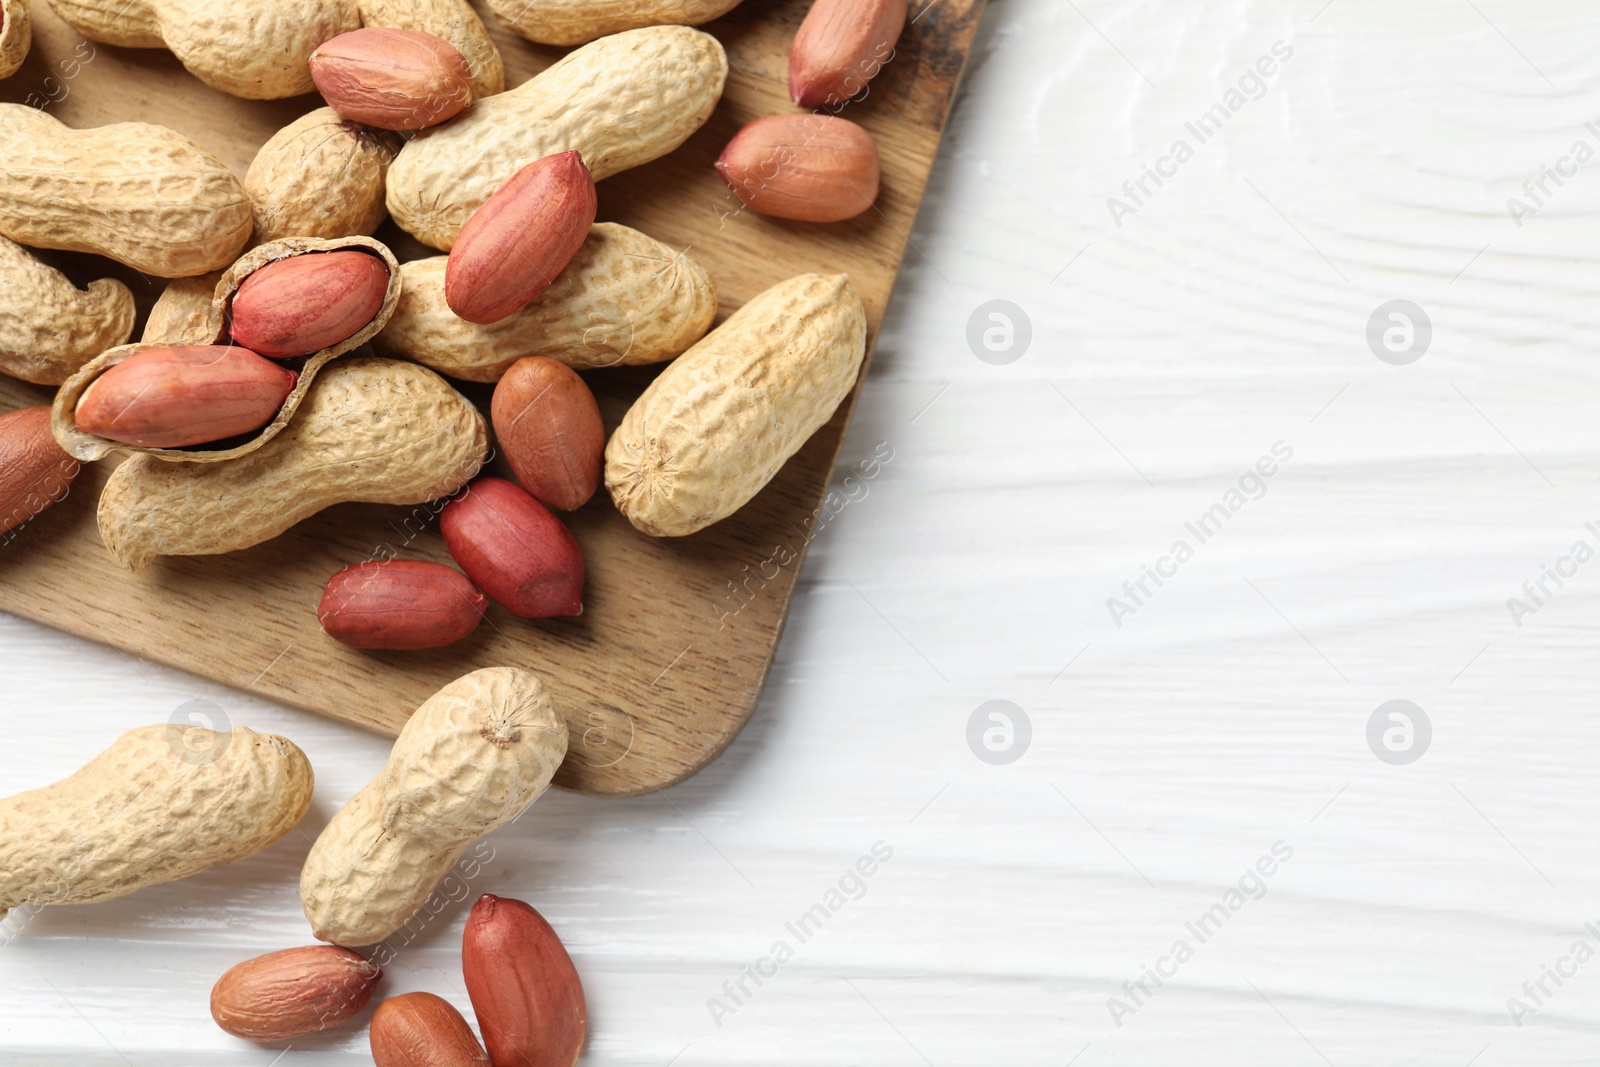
left=0, top=0, right=986, bottom=797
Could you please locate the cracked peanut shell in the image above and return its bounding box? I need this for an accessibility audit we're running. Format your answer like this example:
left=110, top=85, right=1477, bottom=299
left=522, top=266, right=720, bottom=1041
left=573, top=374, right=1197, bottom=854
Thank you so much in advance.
left=97, top=356, right=488, bottom=570
left=56, top=236, right=402, bottom=464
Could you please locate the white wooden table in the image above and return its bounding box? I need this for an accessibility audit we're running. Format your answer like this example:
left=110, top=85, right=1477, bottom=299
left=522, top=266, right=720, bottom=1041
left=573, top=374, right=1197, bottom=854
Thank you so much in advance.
left=6, top=0, right=1600, bottom=1062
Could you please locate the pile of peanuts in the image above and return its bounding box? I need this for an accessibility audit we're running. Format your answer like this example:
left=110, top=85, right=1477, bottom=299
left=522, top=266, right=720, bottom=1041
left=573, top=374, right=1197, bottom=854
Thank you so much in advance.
left=0, top=0, right=910, bottom=1058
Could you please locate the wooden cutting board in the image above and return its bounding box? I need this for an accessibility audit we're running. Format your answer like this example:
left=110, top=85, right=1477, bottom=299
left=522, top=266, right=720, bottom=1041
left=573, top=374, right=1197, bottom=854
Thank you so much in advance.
left=0, top=0, right=986, bottom=796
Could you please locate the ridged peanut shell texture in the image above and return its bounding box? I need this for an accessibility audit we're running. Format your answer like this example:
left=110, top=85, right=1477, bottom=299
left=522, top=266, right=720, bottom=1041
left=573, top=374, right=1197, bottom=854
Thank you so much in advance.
left=372, top=223, right=717, bottom=381
left=0, top=724, right=313, bottom=918
left=488, top=0, right=740, bottom=45
left=246, top=108, right=400, bottom=244
left=357, top=0, right=504, bottom=99
left=0, top=235, right=133, bottom=384
left=0, top=406, right=80, bottom=537
left=0, top=105, right=251, bottom=277
left=311, top=28, right=472, bottom=131
left=387, top=26, right=728, bottom=250
left=607, top=273, right=868, bottom=537
left=1, top=0, right=31, bottom=80
left=300, top=667, right=568, bottom=946
left=144, top=274, right=221, bottom=345
left=97, top=357, right=488, bottom=570
left=55, top=237, right=403, bottom=464
left=47, top=0, right=360, bottom=98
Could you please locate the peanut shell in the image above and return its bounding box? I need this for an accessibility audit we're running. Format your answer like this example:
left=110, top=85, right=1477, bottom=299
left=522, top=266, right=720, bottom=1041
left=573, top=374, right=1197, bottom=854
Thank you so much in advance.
left=55, top=236, right=402, bottom=464
left=606, top=273, right=868, bottom=537
left=300, top=667, right=567, bottom=946
left=0, top=104, right=251, bottom=277
left=386, top=26, right=727, bottom=250
left=1, top=0, right=31, bottom=79
left=0, top=235, right=134, bottom=385
left=46, top=0, right=360, bottom=98
left=245, top=108, right=400, bottom=245
left=97, top=356, right=489, bottom=570
left=371, top=223, right=716, bottom=381
left=0, top=724, right=313, bottom=918
left=487, top=0, right=740, bottom=45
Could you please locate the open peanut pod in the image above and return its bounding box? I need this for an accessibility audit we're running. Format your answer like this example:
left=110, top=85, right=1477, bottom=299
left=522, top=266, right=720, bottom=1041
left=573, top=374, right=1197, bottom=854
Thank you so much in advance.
left=52, top=236, right=402, bottom=464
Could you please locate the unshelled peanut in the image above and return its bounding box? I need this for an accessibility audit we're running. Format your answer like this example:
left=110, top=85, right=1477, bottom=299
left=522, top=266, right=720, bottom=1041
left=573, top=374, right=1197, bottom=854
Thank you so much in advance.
left=97, top=357, right=488, bottom=570
left=318, top=560, right=487, bottom=650
left=446, top=151, right=597, bottom=325
left=0, top=406, right=79, bottom=538
left=0, top=724, right=313, bottom=918
left=1, top=0, right=31, bottom=80
left=607, top=273, right=868, bottom=536
left=300, top=668, right=567, bottom=946
left=358, top=0, right=503, bottom=99
left=717, top=114, right=881, bottom=223
left=143, top=273, right=221, bottom=345
left=73, top=345, right=297, bottom=449
left=387, top=26, right=727, bottom=249
left=372, top=223, right=717, bottom=381
left=211, top=946, right=381, bottom=1041
left=487, top=0, right=740, bottom=45
left=245, top=109, right=399, bottom=245
left=441, top=478, right=585, bottom=618
left=310, top=27, right=472, bottom=130
left=45, top=0, right=359, bottom=98
left=463, top=894, right=586, bottom=1067
left=492, top=357, right=604, bottom=511
left=0, top=105, right=251, bottom=276
left=0, top=235, right=133, bottom=385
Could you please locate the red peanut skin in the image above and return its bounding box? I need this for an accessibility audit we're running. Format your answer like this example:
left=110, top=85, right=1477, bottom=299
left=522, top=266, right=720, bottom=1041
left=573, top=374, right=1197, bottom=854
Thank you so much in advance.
left=74, top=345, right=297, bottom=449
left=445, top=151, right=597, bottom=325
left=210, top=945, right=381, bottom=1041
left=310, top=28, right=473, bottom=131
left=230, top=250, right=390, bottom=358
left=318, top=560, right=487, bottom=650
left=789, top=0, right=907, bottom=108
left=715, top=114, right=881, bottom=223
left=462, top=895, right=586, bottom=1067
left=440, top=478, right=584, bottom=618
left=371, top=992, right=491, bottom=1067
left=0, top=406, right=79, bottom=537
left=490, top=357, right=603, bottom=512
